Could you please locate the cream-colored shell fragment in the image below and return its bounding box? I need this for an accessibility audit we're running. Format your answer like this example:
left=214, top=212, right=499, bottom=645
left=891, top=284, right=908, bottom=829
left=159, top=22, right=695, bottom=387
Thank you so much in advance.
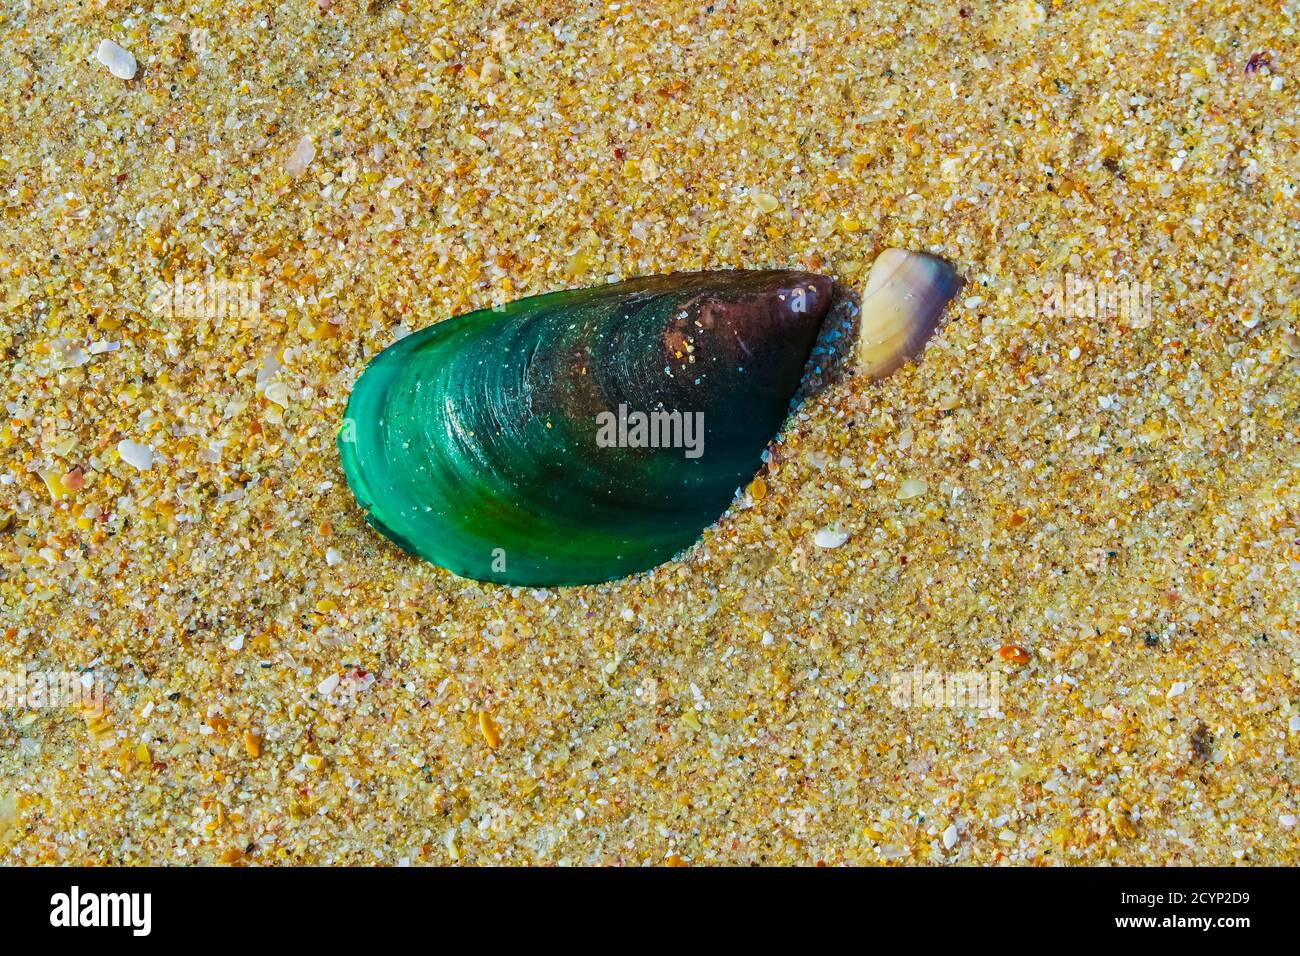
left=856, top=248, right=960, bottom=378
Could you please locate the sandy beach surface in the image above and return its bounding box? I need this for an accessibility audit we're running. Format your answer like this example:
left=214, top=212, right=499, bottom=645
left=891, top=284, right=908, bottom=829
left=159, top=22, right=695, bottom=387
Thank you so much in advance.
left=1, top=0, right=1298, bottom=864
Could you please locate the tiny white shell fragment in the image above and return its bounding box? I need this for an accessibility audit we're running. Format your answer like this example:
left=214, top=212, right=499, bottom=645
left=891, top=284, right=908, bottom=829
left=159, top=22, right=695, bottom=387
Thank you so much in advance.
left=317, top=673, right=340, bottom=696
left=264, top=381, right=290, bottom=407
left=117, top=439, right=154, bottom=471
left=1167, top=681, right=1188, bottom=700
left=96, top=39, right=137, bottom=80
left=813, top=528, right=849, bottom=549
left=942, top=825, right=959, bottom=849
left=325, top=547, right=343, bottom=567
left=285, top=135, right=316, bottom=177
left=896, top=477, right=928, bottom=500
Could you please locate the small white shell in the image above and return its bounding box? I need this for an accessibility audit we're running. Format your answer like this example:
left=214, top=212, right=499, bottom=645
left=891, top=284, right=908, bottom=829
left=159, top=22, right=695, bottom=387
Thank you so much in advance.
left=813, top=527, right=849, bottom=549
left=857, top=249, right=960, bottom=378
left=896, top=477, right=928, bottom=500
left=117, top=439, right=154, bottom=471
left=95, top=39, right=137, bottom=80
left=285, top=135, right=317, bottom=177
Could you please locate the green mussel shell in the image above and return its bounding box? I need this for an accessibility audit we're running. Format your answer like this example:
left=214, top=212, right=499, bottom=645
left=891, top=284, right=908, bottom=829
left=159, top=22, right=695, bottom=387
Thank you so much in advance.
left=338, top=270, right=832, bottom=585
